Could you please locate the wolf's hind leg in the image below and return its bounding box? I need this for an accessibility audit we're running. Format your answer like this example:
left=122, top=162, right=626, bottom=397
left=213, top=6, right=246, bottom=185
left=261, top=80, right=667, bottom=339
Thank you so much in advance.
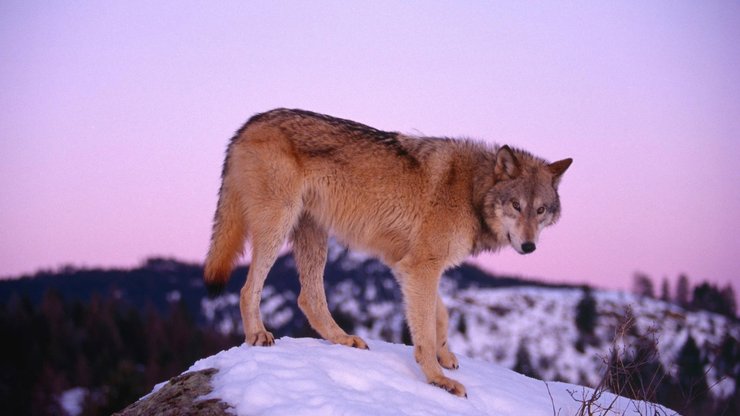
left=435, top=293, right=459, bottom=370
left=292, top=214, right=368, bottom=349
left=240, top=201, right=301, bottom=347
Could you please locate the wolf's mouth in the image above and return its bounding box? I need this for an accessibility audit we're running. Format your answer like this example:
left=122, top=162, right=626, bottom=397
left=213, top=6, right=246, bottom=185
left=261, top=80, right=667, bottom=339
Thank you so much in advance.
left=507, top=233, right=511, bottom=243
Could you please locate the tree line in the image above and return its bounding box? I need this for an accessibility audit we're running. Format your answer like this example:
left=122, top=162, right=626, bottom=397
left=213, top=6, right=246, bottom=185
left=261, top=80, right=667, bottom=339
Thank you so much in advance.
left=0, top=289, right=240, bottom=415
left=632, top=273, right=736, bottom=319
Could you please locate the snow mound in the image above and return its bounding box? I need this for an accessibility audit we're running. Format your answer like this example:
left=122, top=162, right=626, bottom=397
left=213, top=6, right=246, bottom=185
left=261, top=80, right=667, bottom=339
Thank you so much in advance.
left=169, top=337, right=674, bottom=416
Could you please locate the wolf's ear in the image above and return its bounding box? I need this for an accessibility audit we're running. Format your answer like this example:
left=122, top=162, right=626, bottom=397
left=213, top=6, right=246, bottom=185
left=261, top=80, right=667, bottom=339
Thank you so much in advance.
left=495, top=145, right=520, bottom=179
left=548, top=158, right=573, bottom=187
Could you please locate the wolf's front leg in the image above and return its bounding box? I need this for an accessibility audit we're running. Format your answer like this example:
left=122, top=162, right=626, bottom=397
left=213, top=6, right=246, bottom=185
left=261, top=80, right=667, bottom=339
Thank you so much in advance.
left=400, top=268, right=466, bottom=398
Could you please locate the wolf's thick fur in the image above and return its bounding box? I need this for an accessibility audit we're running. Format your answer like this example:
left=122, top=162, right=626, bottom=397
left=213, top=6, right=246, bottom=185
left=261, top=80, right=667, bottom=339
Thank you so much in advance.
left=205, top=109, right=572, bottom=397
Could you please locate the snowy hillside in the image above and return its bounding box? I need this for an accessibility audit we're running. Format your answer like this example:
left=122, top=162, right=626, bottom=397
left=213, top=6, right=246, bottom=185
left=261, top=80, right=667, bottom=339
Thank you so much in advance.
left=144, top=337, right=675, bottom=416
left=446, top=286, right=739, bottom=397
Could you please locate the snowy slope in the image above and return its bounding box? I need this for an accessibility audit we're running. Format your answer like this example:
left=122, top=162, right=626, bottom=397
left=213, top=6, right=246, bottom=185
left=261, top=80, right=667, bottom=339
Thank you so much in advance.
left=445, top=286, right=739, bottom=396
left=165, top=337, right=675, bottom=416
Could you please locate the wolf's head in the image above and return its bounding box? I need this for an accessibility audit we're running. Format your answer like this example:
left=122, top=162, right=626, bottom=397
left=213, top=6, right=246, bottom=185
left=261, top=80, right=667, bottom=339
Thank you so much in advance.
left=484, top=146, right=572, bottom=255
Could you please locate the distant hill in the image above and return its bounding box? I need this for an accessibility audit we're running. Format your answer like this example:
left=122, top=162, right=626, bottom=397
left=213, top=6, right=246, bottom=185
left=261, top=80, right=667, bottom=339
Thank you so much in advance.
left=0, top=241, right=558, bottom=327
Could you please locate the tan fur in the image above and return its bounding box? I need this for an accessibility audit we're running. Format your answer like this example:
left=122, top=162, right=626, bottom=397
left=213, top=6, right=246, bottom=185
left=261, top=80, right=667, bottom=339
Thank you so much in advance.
left=204, top=109, right=572, bottom=397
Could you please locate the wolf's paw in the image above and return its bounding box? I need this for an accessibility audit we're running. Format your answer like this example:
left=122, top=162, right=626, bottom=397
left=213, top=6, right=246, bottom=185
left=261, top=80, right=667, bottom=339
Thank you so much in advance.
left=438, top=349, right=459, bottom=370
left=247, top=330, right=274, bottom=346
left=334, top=334, right=369, bottom=350
left=430, top=375, right=467, bottom=398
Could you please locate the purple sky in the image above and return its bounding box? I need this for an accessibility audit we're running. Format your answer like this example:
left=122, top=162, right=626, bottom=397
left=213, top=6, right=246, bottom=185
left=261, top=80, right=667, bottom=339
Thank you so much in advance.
left=2, top=2, right=739, bottom=291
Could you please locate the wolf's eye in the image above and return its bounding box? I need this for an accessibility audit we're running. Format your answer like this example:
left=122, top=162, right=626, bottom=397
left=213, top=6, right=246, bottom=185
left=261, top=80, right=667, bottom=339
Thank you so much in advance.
left=537, top=206, right=546, bottom=215
left=512, top=201, right=521, bottom=212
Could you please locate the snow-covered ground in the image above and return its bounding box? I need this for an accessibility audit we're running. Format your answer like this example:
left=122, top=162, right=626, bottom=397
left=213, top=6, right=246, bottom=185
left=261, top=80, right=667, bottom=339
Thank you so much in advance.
left=59, top=387, right=87, bottom=416
left=162, top=337, right=675, bottom=416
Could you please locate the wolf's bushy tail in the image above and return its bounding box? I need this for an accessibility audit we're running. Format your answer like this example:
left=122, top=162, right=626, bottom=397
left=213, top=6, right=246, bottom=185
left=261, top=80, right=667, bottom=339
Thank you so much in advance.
left=204, top=178, right=246, bottom=295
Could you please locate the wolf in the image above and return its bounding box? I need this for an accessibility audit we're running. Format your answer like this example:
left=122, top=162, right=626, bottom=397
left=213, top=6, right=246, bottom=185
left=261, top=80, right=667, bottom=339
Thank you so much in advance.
left=204, top=108, right=572, bottom=397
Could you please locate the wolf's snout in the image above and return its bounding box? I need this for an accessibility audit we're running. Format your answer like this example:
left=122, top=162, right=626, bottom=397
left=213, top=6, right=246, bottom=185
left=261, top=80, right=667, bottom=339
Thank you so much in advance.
left=521, top=242, right=536, bottom=254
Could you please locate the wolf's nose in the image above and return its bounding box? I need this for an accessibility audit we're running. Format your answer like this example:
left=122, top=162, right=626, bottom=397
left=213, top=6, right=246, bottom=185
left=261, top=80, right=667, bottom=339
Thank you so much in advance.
left=521, top=242, right=536, bottom=253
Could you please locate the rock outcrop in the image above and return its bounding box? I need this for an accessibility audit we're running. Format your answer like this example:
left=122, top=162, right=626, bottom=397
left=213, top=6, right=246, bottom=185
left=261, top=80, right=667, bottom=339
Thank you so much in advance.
left=114, top=369, right=232, bottom=416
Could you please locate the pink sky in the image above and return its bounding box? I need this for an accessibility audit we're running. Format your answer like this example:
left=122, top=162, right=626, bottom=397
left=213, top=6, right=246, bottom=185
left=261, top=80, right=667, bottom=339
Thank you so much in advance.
left=1, top=2, right=739, bottom=291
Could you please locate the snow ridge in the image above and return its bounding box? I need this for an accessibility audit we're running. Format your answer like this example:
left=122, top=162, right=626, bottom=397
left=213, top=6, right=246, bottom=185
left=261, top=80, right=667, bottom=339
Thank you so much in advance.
left=179, top=337, right=673, bottom=416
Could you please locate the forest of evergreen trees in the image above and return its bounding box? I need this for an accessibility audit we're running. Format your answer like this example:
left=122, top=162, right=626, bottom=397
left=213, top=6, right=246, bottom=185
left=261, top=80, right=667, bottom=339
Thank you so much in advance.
left=0, top=289, right=240, bottom=415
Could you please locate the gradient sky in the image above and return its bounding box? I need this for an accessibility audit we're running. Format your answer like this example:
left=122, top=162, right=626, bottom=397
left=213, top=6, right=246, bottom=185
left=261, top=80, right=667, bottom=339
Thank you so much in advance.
left=1, top=1, right=739, bottom=291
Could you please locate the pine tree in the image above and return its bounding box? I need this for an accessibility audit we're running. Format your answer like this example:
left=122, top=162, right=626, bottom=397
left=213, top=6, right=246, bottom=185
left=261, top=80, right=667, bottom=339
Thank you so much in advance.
left=575, top=286, right=598, bottom=336
left=513, top=341, right=539, bottom=379
left=660, top=278, right=671, bottom=302
left=0, top=294, right=38, bottom=415
left=676, top=274, right=690, bottom=308
left=716, top=333, right=738, bottom=379
left=676, top=334, right=709, bottom=411
left=720, top=284, right=737, bottom=318
left=633, top=272, right=655, bottom=298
